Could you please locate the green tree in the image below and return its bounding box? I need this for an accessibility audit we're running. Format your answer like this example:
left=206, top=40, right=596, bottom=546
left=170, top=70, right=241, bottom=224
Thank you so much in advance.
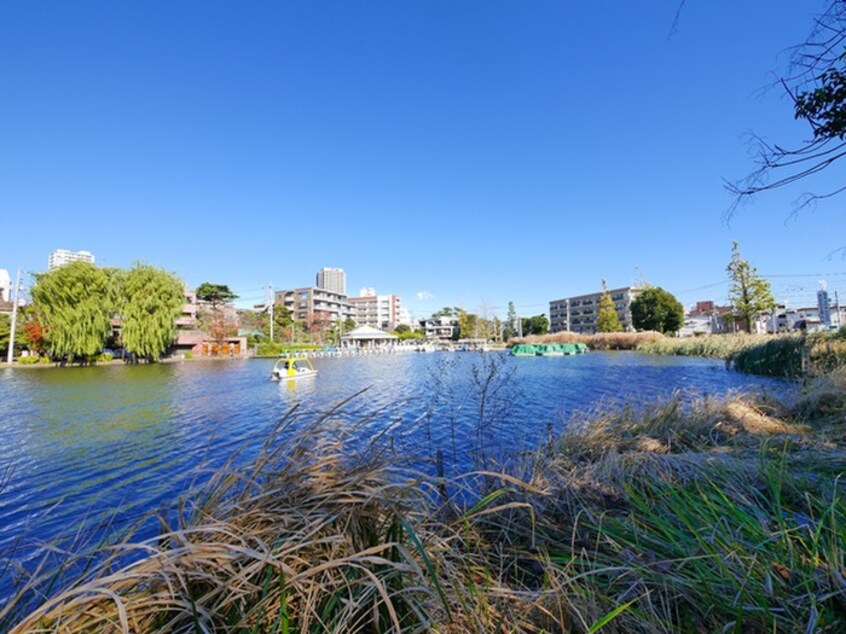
left=504, top=301, right=518, bottom=340
left=120, top=264, right=185, bottom=361
left=521, top=314, right=549, bottom=335
left=457, top=309, right=479, bottom=339
left=596, top=281, right=623, bottom=333
left=0, top=312, right=27, bottom=356
left=272, top=305, right=294, bottom=341
left=195, top=283, right=238, bottom=306
left=196, top=282, right=238, bottom=349
left=31, top=261, right=117, bottom=362
left=631, top=287, right=685, bottom=334
left=726, top=242, right=776, bottom=333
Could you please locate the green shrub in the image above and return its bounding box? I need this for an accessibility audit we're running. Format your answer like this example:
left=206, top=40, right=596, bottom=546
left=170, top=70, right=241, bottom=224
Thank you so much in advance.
left=16, top=355, right=41, bottom=365
left=183, top=351, right=193, bottom=360
left=95, top=353, right=114, bottom=362
left=255, top=342, right=322, bottom=357
left=728, top=335, right=805, bottom=377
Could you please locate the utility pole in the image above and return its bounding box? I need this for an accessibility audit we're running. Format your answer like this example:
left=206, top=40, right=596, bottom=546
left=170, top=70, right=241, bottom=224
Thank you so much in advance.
left=268, top=283, right=274, bottom=343
left=7, top=269, right=21, bottom=365
left=836, top=290, right=841, bottom=328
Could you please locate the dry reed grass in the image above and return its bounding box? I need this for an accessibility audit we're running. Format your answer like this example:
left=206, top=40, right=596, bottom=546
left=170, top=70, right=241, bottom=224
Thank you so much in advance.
left=511, top=331, right=663, bottom=351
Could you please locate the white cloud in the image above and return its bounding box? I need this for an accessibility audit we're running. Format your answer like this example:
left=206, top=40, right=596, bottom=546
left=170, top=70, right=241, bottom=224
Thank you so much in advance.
left=415, top=291, right=434, bottom=301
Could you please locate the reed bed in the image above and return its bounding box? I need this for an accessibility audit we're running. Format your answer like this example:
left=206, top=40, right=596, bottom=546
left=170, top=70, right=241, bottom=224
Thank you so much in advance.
left=6, top=374, right=846, bottom=632
left=638, top=333, right=771, bottom=359
left=511, top=331, right=662, bottom=351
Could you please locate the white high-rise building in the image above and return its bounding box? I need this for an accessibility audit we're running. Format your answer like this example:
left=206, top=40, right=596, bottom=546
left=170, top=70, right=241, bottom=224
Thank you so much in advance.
left=818, top=281, right=832, bottom=327
left=0, top=269, right=10, bottom=302
left=49, top=249, right=95, bottom=270
left=316, top=268, right=346, bottom=295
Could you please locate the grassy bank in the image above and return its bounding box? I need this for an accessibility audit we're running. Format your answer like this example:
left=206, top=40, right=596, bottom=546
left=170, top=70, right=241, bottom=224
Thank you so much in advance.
left=5, top=369, right=846, bottom=632
left=514, top=330, right=846, bottom=378
left=254, top=342, right=325, bottom=357
left=642, top=330, right=846, bottom=378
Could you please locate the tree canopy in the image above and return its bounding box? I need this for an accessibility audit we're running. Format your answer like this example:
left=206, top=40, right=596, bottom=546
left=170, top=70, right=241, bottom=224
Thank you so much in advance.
left=120, top=264, right=185, bottom=361
left=31, top=261, right=118, bottom=362
left=521, top=314, right=549, bottom=336
left=726, top=242, right=776, bottom=333
left=631, top=287, right=685, bottom=334
left=196, top=283, right=238, bottom=306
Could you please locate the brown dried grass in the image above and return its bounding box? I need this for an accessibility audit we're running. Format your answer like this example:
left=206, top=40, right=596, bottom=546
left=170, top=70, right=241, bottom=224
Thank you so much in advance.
left=511, top=331, right=663, bottom=351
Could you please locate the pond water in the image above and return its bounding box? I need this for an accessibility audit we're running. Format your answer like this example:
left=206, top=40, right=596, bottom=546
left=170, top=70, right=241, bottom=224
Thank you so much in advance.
left=0, top=351, right=792, bottom=598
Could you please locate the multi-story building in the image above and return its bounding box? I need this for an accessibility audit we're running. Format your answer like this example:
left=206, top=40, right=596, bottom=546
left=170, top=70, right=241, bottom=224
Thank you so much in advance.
left=421, top=315, right=458, bottom=340
left=315, top=268, right=346, bottom=295
left=679, top=300, right=732, bottom=337
left=348, top=288, right=402, bottom=331
left=0, top=269, right=10, bottom=303
left=549, top=286, right=642, bottom=334
left=276, top=287, right=353, bottom=328
left=48, top=249, right=95, bottom=270
left=397, top=307, right=415, bottom=328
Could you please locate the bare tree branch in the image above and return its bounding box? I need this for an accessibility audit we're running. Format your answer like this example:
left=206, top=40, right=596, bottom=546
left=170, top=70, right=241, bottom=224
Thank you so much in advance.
left=726, top=0, right=846, bottom=220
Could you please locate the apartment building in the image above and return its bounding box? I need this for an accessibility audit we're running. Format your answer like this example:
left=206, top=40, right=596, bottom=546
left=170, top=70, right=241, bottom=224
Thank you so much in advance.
left=48, top=249, right=95, bottom=270
left=549, top=286, right=642, bottom=334
left=276, top=287, right=353, bottom=327
left=421, top=315, right=458, bottom=340
left=348, top=288, right=401, bottom=330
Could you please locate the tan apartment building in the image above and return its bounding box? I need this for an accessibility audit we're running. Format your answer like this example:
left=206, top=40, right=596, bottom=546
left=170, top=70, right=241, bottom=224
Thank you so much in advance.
left=275, top=287, right=354, bottom=329
left=348, top=289, right=401, bottom=331
left=549, top=286, right=642, bottom=334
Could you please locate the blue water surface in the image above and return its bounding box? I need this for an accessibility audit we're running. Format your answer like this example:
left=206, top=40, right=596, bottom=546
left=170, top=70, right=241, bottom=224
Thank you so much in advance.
left=0, top=351, right=792, bottom=599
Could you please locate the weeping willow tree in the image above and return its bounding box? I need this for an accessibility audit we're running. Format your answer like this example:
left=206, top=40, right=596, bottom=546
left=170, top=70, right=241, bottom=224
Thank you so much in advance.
left=120, top=264, right=185, bottom=361
left=31, top=261, right=118, bottom=362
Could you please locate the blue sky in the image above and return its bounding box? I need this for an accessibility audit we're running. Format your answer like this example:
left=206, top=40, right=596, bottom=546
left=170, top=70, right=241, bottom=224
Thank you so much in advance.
left=2, top=1, right=844, bottom=319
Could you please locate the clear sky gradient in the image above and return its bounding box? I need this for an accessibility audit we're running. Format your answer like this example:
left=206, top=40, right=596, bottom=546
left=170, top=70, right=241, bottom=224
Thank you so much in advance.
left=2, top=2, right=844, bottom=318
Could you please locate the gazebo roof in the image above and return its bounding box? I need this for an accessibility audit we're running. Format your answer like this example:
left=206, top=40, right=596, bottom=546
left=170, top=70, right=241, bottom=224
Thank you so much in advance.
left=341, top=325, right=397, bottom=340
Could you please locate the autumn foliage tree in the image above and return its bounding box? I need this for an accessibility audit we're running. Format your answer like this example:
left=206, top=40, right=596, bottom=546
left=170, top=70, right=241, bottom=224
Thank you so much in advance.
left=596, top=281, right=623, bottom=333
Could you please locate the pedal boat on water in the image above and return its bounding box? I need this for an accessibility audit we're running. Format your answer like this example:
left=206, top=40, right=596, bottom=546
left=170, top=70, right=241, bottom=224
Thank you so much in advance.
left=271, top=356, right=318, bottom=381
